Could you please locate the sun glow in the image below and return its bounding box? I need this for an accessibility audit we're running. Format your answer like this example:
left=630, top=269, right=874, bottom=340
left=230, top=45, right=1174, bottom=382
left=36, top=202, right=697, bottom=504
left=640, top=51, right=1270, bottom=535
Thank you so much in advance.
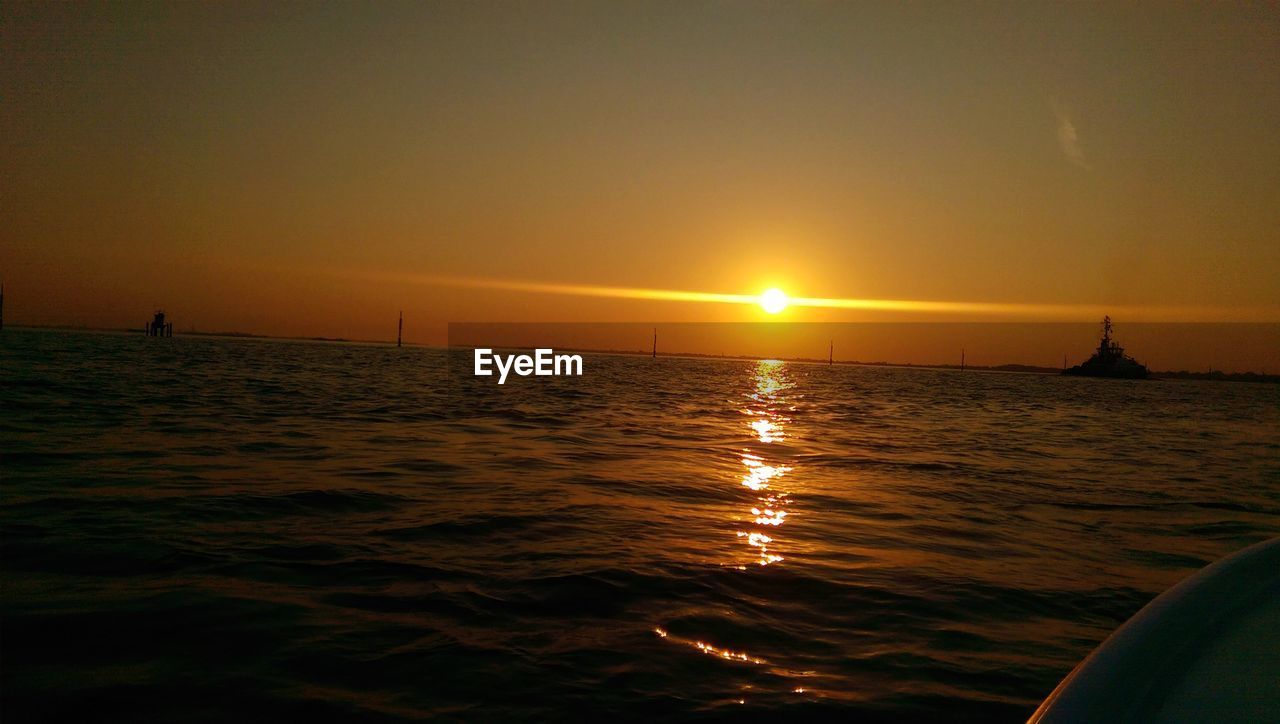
left=759, top=288, right=789, bottom=314
left=343, top=270, right=1274, bottom=321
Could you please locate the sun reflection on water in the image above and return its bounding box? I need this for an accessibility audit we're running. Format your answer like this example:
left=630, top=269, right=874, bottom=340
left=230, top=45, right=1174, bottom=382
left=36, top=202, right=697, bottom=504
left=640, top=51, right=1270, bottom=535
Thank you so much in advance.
left=654, top=358, right=810, bottom=697
left=654, top=628, right=768, bottom=665
left=736, top=359, right=796, bottom=568
left=749, top=418, right=782, bottom=443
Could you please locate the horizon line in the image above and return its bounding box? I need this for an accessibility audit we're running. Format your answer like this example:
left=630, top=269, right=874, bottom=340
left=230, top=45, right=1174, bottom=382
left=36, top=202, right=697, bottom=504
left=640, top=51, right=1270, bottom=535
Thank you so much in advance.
left=8, top=324, right=1276, bottom=378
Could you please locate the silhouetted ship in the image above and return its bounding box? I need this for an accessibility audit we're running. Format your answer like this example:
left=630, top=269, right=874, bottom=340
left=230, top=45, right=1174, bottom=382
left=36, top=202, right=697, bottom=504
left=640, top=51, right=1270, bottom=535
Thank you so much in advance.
left=1063, top=316, right=1148, bottom=379
left=145, top=310, right=173, bottom=337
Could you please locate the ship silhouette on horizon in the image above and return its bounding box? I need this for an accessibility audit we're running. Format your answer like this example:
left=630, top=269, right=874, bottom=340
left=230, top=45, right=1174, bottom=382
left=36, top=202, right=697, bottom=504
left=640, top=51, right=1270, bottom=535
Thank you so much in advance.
left=1063, top=316, right=1149, bottom=379
left=145, top=310, right=173, bottom=337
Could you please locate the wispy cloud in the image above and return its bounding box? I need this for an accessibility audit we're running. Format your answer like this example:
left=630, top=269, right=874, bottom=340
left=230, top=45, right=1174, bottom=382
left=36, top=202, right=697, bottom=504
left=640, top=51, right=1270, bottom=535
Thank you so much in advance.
left=1053, top=102, right=1090, bottom=169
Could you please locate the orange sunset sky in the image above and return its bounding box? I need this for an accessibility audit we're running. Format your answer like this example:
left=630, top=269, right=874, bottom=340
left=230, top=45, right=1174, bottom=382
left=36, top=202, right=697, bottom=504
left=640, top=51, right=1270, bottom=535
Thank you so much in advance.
left=2, top=3, right=1278, bottom=369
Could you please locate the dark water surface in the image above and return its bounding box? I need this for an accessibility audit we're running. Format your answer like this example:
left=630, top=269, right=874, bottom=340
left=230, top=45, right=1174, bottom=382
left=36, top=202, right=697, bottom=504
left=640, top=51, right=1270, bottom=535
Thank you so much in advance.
left=3, top=329, right=1278, bottom=721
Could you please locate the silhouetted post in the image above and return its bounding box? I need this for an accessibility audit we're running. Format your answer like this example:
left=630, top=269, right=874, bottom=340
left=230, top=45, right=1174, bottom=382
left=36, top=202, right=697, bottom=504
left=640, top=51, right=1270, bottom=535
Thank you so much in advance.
left=397, top=311, right=403, bottom=347
left=651, top=328, right=656, bottom=358
left=1, top=283, right=5, bottom=331
left=961, top=348, right=965, bottom=372
left=828, top=339, right=833, bottom=366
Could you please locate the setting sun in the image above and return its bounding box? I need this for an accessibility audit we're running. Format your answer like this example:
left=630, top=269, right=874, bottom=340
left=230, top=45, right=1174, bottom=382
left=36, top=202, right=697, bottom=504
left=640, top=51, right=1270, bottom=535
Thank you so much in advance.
left=760, top=288, right=790, bottom=314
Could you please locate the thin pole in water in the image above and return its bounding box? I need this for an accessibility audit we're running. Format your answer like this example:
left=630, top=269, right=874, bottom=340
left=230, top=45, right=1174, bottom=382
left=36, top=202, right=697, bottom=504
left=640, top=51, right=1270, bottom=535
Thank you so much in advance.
left=652, top=328, right=657, bottom=358
left=397, top=311, right=403, bottom=347
left=829, top=339, right=833, bottom=366
left=961, top=348, right=965, bottom=372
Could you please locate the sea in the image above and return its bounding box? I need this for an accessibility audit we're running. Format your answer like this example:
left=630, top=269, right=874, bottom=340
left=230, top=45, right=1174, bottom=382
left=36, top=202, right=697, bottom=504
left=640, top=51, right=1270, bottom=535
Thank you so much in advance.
left=3, top=328, right=1278, bottom=721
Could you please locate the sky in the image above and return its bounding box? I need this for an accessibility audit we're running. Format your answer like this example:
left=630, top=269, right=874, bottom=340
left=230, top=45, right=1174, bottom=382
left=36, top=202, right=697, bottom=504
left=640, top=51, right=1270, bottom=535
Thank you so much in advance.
left=2, top=2, right=1278, bottom=368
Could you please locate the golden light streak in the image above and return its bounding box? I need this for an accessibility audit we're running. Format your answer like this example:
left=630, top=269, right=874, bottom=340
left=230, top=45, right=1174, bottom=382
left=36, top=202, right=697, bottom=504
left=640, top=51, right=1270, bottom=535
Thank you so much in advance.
left=403, top=273, right=761, bottom=306
left=335, top=269, right=1278, bottom=321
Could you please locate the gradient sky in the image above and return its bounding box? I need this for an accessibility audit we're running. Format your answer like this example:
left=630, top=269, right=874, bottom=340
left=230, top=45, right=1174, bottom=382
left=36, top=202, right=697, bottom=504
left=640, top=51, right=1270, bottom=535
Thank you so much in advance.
left=3, top=2, right=1278, bottom=367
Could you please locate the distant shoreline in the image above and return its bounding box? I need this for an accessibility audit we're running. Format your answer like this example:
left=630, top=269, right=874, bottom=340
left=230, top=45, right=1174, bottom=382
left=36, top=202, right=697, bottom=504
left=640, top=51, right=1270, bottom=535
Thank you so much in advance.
left=6, top=324, right=1276, bottom=383
left=556, top=347, right=1280, bottom=383
left=4, top=324, right=381, bottom=346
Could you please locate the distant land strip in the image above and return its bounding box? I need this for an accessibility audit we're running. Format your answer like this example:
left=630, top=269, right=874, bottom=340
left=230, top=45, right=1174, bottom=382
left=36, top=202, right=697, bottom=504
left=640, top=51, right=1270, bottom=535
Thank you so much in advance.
left=8, top=325, right=1277, bottom=383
